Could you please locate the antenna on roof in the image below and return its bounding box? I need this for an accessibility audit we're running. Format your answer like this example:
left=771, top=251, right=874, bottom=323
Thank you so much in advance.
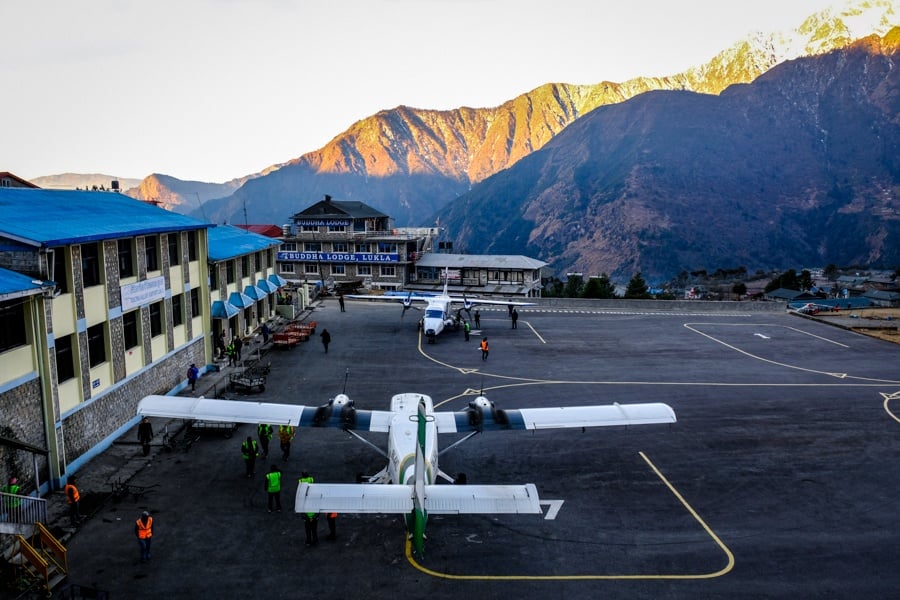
left=243, top=198, right=249, bottom=229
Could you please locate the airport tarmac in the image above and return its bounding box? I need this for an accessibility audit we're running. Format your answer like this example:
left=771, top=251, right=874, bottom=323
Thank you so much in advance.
left=38, top=298, right=900, bottom=599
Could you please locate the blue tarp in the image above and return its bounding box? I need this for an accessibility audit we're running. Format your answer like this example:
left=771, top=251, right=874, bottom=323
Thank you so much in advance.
left=257, top=279, right=277, bottom=294
left=211, top=300, right=239, bottom=319
left=243, top=284, right=266, bottom=301
left=228, top=291, right=254, bottom=309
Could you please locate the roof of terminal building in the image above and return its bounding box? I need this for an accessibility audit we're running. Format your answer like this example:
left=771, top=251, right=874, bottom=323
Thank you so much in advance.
left=0, top=188, right=211, bottom=247
left=0, top=267, right=44, bottom=301
left=290, top=195, right=388, bottom=220
left=414, top=253, right=547, bottom=270
left=207, top=224, right=282, bottom=262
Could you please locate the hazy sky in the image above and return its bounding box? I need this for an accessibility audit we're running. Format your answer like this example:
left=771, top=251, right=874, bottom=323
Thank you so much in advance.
left=3, top=0, right=832, bottom=183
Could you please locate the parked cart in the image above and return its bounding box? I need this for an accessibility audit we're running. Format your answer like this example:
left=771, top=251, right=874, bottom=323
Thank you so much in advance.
left=228, top=368, right=266, bottom=393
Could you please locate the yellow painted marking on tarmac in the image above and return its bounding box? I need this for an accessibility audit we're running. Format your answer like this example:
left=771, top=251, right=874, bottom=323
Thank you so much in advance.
left=882, top=391, right=900, bottom=424
left=684, top=323, right=900, bottom=384
left=404, top=452, right=734, bottom=580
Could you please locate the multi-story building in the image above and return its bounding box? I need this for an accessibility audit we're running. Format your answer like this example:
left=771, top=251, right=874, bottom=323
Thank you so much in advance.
left=276, top=195, right=433, bottom=292
left=207, top=224, right=284, bottom=344
left=408, top=253, right=546, bottom=298
left=0, top=188, right=213, bottom=491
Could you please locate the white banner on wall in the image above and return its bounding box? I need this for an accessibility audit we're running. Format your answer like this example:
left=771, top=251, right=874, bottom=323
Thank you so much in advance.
left=121, top=276, right=166, bottom=311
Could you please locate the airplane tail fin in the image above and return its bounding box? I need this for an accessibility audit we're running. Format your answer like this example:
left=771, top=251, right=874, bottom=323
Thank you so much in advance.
left=441, top=267, right=450, bottom=297
left=409, top=398, right=429, bottom=554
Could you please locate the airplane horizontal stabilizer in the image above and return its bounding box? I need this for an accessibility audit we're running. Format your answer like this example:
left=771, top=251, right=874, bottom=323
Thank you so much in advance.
left=295, top=482, right=541, bottom=515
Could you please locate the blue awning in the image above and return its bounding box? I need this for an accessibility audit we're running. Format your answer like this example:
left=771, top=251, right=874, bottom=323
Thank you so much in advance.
left=211, top=300, right=239, bottom=319
left=257, top=279, right=278, bottom=294
left=244, top=284, right=266, bottom=301
left=268, top=273, right=287, bottom=287
left=228, top=291, right=255, bottom=309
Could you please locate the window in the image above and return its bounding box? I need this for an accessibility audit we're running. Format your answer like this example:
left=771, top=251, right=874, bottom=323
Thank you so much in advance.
left=209, top=264, right=219, bottom=289
left=87, top=323, right=106, bottom=367
left=380, top=265, right=396, bottom=277
left=280, top=263, right=295, bottom=274
left=280, top=242, right=297, bottom=252
left=55, top=334, right=75, bottom=382
left=172, top=294, right=184, bottom=327
left=187, top=230, right=198, bottom=261
left=190, top=288, right=200, bottom=318
left=226, top=261, right=235, bottom=284
left=0, top=300, right=27, bottom=353
left=52, top=248, right=69, bottom=294
left=333, top=264, right=345, bottom=275
left=168, top=233, right=180, bottom=266
left=333, top=242, right=348, bottom=253
left=81, top=242, right=101, bottom=287
left=145, top=236, right=159, bottom=271
left=327, top=224, right=346, bottom=233
left=118, top=239, right=134, bottom=279
left=300, top=224, right=318, bottom=233
left=149, top=301, right=163, bottom=337
left=304, top=242, right=322, bottom=252
left=356, top=243, right=371, bottom=253
left=304, top=264, right=319, bottom=275
left=377, top=242, right=397, bottom=253
left=358, top=265, right=371, bottom=276
left=254, top=252, right=261, bottom=272
left=240, top=255, right=249, bottom=277
left=123, top=310, right=139, bottom=350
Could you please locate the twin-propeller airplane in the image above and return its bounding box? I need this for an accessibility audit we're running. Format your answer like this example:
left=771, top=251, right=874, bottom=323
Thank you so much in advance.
left=137, top=392, right=676, bottom=554
left=348, top=269, right=534, bottom=343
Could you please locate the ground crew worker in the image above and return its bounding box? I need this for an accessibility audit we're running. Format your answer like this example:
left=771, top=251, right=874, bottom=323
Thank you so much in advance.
left=474, top=310, right=480, bottom=328
left=2, top=477, right=21, bottom=521
left=64, top=476, right=82, bottom=526
left=257, top=423, right=273, bottom=458
left=326, top=512, right=337, bottom=540
left=299, top=472, right=318, bottom=546
left=241, top=436, right=259, bottom=478
left=511, top=308, right=518, bottom=329
left=464, top=320, right=470, bottom=341
left=135, top=511, right=154, bottom=562
left=265, top=464, right=282, bottom=512
left=226, top=342, right=236, bottom=366
left=278, top=425, right=295, bottom=462
left=480, top=337, right=489, bottom=361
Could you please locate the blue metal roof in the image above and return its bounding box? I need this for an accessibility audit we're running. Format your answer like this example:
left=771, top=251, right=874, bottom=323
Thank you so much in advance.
left=0, top=188, right=211, bottom=247
left=207, top=224, right=281, bottom=262
left=0, top=267, right=44, bottom=300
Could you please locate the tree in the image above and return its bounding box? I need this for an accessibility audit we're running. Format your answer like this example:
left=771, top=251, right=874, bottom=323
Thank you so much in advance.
left=732, top=282, right=747, bottom=300
left=563, top=274, right=584, bottom=298
left=583, top=274, right=617, bottom=299
left=624, top=272, right=651, bottom=299
left=800, top=269, right=813, bottom=291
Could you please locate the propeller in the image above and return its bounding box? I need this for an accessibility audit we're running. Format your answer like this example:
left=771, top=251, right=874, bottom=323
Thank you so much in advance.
left=401, top=292, right=419, bottom=318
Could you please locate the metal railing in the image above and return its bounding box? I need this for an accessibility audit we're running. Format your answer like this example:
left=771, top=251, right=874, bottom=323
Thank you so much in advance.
left=1, top=491, right=48, bottom=527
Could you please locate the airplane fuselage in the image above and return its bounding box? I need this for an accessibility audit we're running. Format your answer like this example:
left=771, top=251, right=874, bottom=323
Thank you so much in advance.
left=386, top=393, right=438, bottom=485
left=421, top=299, right=456, bottom=342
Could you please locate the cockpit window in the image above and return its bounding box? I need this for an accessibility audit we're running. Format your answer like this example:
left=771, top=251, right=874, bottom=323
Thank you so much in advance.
left=424, top=309, right=443, bottom=318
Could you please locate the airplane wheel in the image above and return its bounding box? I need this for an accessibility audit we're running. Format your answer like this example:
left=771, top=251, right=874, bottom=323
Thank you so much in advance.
left=455, top=472, right=467, bottom=485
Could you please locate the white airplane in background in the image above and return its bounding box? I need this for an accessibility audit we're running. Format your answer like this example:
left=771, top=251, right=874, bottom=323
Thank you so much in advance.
left=137, top=393, right=676, bottom=555
left=348, top=268, right=535, bottom=343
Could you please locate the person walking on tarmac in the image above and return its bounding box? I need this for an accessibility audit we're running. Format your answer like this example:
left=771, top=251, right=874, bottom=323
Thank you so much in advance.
left=338, top=293, right=345, bottom=312
left=137, top=417, right=154, bottom=457
left=474, top=310, right=481, bottom=329
left=299, top=472, right=318, bottom=546
left=257, top=423, right=273, bottom=458
left=278, top=425, right=295, bottom=461
left=265, top=465, right=282, bottom=512
left=241, top=436, right=259, bottom=478
left=511, top=308, right=518, bottom=329
left=135, top=511, right=154, bottom=562
left=320, top=329, right=331, bottom=353
left=64, top=476, right=82, bottom=526
left=464, top=320, right=470, bottom=341
left=480, top=337, right=489, bottom=361
left=326, top=512, right=337, bottom=540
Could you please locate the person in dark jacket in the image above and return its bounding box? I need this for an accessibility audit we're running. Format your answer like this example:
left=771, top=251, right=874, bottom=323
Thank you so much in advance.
left=320, top=329, right=331, bottom=353
left=137, top=417, right=154, bottom=456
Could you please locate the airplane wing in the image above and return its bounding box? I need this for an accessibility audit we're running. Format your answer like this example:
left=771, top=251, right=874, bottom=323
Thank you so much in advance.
left=435, top=401, right=676, bottom=433
left=344, top=293, right=432, bottom=305
left=446, top=296, right=535, bottom=308
left=295, top=482, right=541, bottom=514
left=137, top=395, right=395, bottom=431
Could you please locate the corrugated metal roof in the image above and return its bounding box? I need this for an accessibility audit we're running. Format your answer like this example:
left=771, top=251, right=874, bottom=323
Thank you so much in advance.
left=0, top=267, right=43, bottom=300
left=291, top=198, right=388, bottom=220
left=207, top=224, right=281, bottom=262
left=0, top=188, right=211, bottom=247
left=414, top=253, right=547, bottom=270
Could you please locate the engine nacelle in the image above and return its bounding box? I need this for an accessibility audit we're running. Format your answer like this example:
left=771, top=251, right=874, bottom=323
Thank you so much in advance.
left=312, top=393, right=356, bottom=426
left=466, top=396, right=509, bottom=430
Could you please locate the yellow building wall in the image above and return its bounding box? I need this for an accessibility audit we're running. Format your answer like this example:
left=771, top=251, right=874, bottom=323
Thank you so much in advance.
left=0, top=344, right=37, bottom=384
left=58, top=378, right=83, bottom=414
left=51, top=293, right=76, bottom=336
left=124, top=345, right=144, bottom=376
left=83, top=285, right=108, bottom=326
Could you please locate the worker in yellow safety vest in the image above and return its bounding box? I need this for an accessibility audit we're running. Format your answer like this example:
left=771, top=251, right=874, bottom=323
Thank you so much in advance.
left=299, top=472, right=318, bottom=546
